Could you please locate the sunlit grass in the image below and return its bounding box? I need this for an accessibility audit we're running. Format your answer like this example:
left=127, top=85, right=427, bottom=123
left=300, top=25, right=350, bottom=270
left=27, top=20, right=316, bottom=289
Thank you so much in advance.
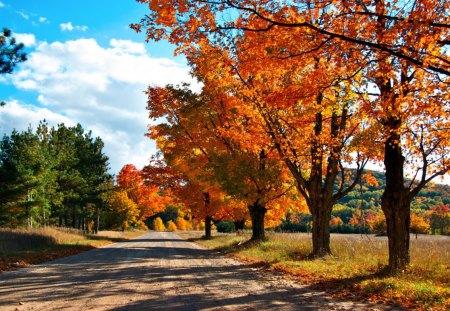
left=178, top=231, right=449, bottom=310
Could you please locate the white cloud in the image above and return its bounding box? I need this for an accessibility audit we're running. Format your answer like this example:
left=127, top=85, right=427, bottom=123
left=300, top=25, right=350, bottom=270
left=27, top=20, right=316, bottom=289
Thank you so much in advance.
left=16, top=11, right=29, bottom=20
left=13, top=33, right=36, bottom=47
left=60, top=22, right=74, bottom=31
left=6, top=38, right=198, bottom=173
left=110, top=39, right=146, bottom=55
left=0, top=100, right=75, bottom=131
left=60, top=22, right=88, bottom=32
left=39, top=17, right=47, bottom=23
left=0, top=2, right=4, bottom=8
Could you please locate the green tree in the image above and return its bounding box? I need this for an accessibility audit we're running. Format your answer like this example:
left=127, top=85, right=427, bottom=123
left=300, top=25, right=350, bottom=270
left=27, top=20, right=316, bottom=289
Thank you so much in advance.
left=430, top=205, right=450, bottom=235
left=0, top=122, right=110, bottom=229
left=1, top=28, right=27, bottom=106
left=49, top=123, right=110, bottom=230
left=0, top=128, right=55, bottom=227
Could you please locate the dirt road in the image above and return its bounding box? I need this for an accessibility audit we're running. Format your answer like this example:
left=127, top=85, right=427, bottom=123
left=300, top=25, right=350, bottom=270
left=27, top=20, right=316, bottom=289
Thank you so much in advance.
left=0, top=231, right=395, bottom=310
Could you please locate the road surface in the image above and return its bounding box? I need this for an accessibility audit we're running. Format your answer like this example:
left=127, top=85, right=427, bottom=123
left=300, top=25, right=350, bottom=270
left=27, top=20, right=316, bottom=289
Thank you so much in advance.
left=0, top=231, right=395, bottom=310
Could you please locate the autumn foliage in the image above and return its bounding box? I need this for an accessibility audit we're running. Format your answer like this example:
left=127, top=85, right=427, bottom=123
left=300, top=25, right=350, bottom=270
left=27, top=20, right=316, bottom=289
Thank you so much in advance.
left=134, top=0, right=450, bottom=271
left=105, top=164, right=169, bottom=230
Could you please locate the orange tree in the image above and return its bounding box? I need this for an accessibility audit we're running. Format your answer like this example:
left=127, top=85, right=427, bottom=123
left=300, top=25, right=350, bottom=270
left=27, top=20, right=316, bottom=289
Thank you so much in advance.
left=143, top=154, right=236, bottom=238
left=144, top=92, right=238, bottom=238
left=184, top=36, right=371, bottom=255
left=116, top=164, right=168, bottom=224
left=133, top=0, right=450, bottom=270
left=133, top=0, right=372, bottom=256
left=146, top=84, right=293, bottom=240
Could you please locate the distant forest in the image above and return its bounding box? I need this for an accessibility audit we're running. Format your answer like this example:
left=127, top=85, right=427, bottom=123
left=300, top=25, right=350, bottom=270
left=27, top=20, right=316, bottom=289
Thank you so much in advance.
left=278, top=170, right=449, bottom=235
left=337, top=170, right=450, bottom=212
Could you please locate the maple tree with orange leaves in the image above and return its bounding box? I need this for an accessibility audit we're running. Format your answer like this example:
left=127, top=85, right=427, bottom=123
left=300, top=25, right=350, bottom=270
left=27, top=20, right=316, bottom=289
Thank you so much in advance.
left=146, top=84, right=294, bottom=240
left=116, top=164, right=168, bottom=224
left=133, top=0, right=450, bottom=271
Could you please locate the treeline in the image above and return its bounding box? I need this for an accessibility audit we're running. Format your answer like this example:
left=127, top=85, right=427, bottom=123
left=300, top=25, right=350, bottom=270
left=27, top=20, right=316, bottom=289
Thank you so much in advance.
left=336, top=170, right=450, bottom=212
left=0, top=121, right=111, bottom=231
left=270, top=170, right=450, bottom=235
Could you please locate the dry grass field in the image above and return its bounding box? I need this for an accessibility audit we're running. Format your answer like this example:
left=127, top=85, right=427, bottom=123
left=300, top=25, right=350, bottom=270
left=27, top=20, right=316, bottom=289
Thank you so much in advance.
left=0, top=227, right=144, bottom=272
left=178, top=231, right=449, bottom=311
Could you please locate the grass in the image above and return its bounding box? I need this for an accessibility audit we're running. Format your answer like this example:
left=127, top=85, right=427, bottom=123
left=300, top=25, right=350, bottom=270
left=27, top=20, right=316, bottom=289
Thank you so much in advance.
left=0, top=227, right=144, bottom=272
left=177, top=231, right=450, bottom=311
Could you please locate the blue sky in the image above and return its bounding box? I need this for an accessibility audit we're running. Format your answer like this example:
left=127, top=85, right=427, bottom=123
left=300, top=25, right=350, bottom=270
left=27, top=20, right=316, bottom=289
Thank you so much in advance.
left=0, top=0, right=197, bottom=174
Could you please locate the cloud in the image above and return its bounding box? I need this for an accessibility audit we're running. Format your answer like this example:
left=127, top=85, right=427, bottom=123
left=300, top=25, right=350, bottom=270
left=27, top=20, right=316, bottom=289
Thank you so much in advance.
left=13, top=33, right=36, bottom=47
left=0, top=2, right=4, bottom=8
left=60, top=22, right=88, bottom=32
left=6, top=38, right=198, bottom=173
left=16, top=11, right=29, bottom=20
left=0, top=100, right=75, bottom=131
left=110, top=39, right=146, bottom=55
left=39, top=17, right=47, bottom=23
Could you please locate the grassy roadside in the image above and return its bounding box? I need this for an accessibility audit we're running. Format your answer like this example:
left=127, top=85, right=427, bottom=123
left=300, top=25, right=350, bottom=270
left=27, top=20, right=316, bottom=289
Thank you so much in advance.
left=177, top=231, right=450, bottom=311
left=0, top=227, right=144, bottom=272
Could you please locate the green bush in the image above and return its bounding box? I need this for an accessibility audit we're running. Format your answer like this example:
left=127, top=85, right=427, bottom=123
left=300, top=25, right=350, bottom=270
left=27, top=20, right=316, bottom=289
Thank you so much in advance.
left=216, top=221, right=235, bottom=233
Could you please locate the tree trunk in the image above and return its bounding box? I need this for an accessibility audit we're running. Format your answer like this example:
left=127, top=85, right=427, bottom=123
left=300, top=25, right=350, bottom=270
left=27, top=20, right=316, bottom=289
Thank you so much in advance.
left=248, top=201, right=266, bottom=241
left=72, top=206, right=76, bottom=228
left=310, top=200, right=333, bottom=257
left=64, top=210, right=68, bottom=227
left=203, top=192, right=212, bottom=238
left=204, top=215, right=212, bottom=239
left=94, top=207, right=100, bottom=234
left=381, top=129, right=410, bottom=272
left=234, top=219, right=245, bottom=232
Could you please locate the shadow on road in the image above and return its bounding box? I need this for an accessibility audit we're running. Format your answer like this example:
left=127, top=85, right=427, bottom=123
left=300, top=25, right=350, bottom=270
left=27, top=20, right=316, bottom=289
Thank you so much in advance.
left=0, top=232, right=397, bottom=310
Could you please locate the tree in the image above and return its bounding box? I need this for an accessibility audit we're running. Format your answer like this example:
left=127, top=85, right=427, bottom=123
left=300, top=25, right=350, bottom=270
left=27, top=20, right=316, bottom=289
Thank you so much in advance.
left=430, top=205, right=450, bottom=235
left=142, top=158, right=220, bottom=238
left=0, top=28, right=27, bottom=74
left=132, top=0, right=449, bottom=76
left=367, top=212, right=387, bottom=235
left=167, top=220, right=177, bottom=231
left=152, top=217, right=166, bottom=231
left=410, top=213, right=429, bottom=239
left=117, top=164, right=168, bottom=225
left=0, top=122, right=111, bottom=229
left=146, top=84, right=292, bottom=241
left=135, top=0, right=450, bottom=268
left=107, top=190, right=141, bottom=231
left=175, top=217, right=190, bottom=230
left=1, top=28, right=27, bottom=106
left=0, top=127, right=57, bottom=228
left=135, top=2, right=372, bottom=254
left=50, top=123, right=111, bottom=230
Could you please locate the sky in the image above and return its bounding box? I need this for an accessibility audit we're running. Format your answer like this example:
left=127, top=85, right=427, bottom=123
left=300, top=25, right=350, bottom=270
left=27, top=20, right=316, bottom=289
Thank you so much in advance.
left=0, top=0, right=198, bottom=175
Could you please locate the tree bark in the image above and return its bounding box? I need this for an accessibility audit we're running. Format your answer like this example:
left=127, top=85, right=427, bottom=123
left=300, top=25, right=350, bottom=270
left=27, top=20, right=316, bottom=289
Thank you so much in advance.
left=64, top=210, right=68, bottom=227
left=381, top=128, right=411, bottom=272
left=204, top=215, right=212, bottom=239
left=94, top=207, right=100, bottom=234
left=248, top=201, right=266, bottom=241
left=234, top=219, right=245, bottom=231
left=310, top=198, right=333, bottom=257
left=72, top=206, right=76, bottom=228
left=203, top=192, right=212, bottom=239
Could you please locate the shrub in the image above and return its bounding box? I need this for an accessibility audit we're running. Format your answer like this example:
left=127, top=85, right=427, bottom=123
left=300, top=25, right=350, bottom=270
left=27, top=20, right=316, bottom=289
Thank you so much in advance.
left=167, top=220, right=177, bottom=231
left=152, top=217, right=166, bottom=231
left=216, top=221, right=235, bottom=233
left=175, top=217, right=190, bottom=230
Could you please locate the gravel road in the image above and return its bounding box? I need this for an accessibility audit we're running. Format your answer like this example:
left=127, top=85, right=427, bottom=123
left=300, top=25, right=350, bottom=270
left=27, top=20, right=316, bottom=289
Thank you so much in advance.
left=0, top=231, right=397, bottom=310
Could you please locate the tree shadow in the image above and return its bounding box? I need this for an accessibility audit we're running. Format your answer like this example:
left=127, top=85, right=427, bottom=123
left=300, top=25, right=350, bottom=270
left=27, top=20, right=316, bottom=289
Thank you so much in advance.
left=0, top=232, right=401, bottom=310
